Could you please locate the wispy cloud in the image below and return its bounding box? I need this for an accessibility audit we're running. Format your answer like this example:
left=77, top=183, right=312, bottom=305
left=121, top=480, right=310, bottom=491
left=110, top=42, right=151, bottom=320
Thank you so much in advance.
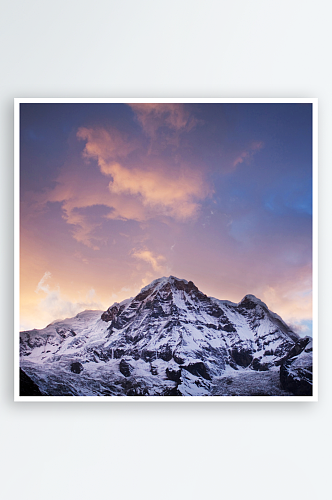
left=131, top=248, right=166, bottom=272
left=61, top=207, right=103, bottom=250
left=77, top=127, right=136, bottom=162
left=128, top=103, right=198, bottom=138
left=106, top=161, right=210, bottom=220
left=28, top=116, right=212, bottom=250
left=233, top=141, right=264, bottom=168
left=260, top=266, right=312, bottom=327
left=38, top=171, right=113, bottom=250
left=34, top=272, right=103, bottom=325
left=289, top=319, right=312, bottom=337
left=35, top=271, right=52, bottom=293
left=78, top=126, right=212, bottom=222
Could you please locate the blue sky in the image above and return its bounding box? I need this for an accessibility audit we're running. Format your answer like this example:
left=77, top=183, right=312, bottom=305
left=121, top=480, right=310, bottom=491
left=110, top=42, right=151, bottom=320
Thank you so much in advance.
left=20, top=102, right=313, bottom=333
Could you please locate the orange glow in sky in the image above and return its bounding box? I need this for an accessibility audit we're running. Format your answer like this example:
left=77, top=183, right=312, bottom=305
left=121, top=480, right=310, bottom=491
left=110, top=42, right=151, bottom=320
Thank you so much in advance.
left=19, top=102, right=313, bottom=336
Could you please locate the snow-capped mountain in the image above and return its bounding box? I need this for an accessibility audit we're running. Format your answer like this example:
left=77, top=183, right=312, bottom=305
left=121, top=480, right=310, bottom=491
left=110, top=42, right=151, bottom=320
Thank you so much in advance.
left=20, top=276, right=309, bottom=397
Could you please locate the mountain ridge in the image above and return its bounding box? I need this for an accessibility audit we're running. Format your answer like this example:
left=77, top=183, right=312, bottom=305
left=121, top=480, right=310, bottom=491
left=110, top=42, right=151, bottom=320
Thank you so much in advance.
left=20, top=275, right=312, bottom=397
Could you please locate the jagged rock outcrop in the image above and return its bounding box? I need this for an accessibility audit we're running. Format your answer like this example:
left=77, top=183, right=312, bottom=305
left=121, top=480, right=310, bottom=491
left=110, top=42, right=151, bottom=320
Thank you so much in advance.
left=20, top=368, right=43, bottom=396
left=280, top=337, right=313, bottom=396
left=71, top=361, right=84, bottom=374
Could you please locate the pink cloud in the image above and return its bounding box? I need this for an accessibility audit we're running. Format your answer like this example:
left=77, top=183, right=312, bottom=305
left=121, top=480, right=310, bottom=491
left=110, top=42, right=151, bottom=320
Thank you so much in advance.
left=28, top=124, right=212, bottom=250
left=105, top=161, right=211, bottom=220
left=260, top=265, right=312, bottom=325
left=30, top=271, right=103, bottom=329
left=233, top=141, right=264, bottom=168
left=78, top=127, right=213, bottom=221
left=128, top=103, right=197, bottom=135
left=131, top=248, right=167, bottom=272
left=77, top=127, right=135, bottom=161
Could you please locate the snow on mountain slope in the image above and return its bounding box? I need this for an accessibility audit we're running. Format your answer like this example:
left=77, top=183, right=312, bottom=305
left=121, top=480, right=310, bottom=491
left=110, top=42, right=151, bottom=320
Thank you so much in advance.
left=280, top=337, right=313, bottom=396
left=20, top=276, right=301, bottom=396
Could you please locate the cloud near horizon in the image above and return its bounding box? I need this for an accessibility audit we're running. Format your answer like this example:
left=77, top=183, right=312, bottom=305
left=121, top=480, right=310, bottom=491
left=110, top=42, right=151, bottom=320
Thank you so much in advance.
left=28, top=271, right=104, bottom=330
left=259, top=263, right=312, bottom=334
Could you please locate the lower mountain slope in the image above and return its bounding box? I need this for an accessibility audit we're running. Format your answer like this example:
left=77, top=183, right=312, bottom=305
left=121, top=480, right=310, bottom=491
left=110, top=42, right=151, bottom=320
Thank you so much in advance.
left=280, top=337, right=313, bottom=396
left=20, top=276, right=311, bottom=397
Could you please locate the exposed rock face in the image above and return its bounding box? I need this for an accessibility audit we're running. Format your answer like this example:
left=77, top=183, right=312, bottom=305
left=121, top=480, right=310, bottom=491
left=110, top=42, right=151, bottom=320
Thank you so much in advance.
left=231, top=348, right=253, bottom=368
left=20, top=369, right=43, bottom=396
left=280, top=337, right=313, bottom=396
left=252, top=358, right=269, bottom=371
left=119, top=358, right=135, bottom=377
left=166, top=367, right=181, bottom=383
left=70, top=362, right=83, bottom=374
left=101, top=302, right=129, bottom=323
left=182, top=362, right=211, bottom=380
left=19, top=276, right=308, bottom=397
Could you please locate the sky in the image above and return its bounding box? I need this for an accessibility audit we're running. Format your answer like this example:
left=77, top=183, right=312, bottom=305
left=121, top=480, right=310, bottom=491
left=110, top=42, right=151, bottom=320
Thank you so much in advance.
left=19, top=102, right=313, bottom=336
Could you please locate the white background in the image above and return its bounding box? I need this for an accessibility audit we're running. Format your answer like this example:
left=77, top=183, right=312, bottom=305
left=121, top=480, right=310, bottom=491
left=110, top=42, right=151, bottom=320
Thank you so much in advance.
left=1, top=1, right=331, bottom=499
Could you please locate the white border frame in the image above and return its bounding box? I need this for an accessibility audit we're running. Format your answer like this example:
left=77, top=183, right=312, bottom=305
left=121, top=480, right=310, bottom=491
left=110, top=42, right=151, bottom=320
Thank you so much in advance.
left=14, top=97, right=318, bottom=402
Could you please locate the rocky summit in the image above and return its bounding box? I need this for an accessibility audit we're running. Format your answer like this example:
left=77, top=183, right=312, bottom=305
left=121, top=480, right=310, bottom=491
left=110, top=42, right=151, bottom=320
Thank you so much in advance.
left=19, top=276, right=313, bottom=397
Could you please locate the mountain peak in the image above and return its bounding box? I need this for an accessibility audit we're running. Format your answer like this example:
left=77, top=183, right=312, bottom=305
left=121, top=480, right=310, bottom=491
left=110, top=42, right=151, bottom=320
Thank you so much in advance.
left=20, top=275, right=304, bottom=396
left=239, top=294, right=268, bottom=310
left=137, top=275, right=199, bottom=299
left=140, top=275, right=189, bottom=291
